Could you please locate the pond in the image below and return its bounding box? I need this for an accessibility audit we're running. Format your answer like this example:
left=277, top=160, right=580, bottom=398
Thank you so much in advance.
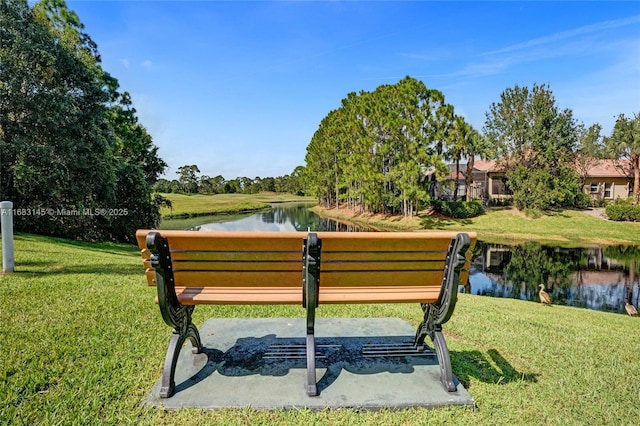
left=469, top=242, right=640, bottom=315
left=160, top=202, right=369, bottom=232
left=161, top=203, right=640, bottom=315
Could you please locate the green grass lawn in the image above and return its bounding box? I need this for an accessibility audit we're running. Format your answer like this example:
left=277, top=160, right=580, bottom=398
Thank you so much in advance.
left=1, top=234, right=639, bottom=424
left=160, top=192, right=315, bottom=218
left=314, top=206, right=640, bottom=246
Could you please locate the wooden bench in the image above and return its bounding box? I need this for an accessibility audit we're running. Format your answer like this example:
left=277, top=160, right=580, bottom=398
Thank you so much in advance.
left=136, top=229, right=475, bottom=398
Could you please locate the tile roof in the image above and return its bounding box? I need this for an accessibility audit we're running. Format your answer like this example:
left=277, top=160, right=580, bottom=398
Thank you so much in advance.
left=472, top=157, right=632, bottom=178
left=582, top=159, right=632, bottom=177
left=473, top=159, right=499, bottom=172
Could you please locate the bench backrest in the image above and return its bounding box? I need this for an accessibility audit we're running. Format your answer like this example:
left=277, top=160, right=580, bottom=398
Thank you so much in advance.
left=136, top=230, right=475, bottom=305
left=314, top=231, right=473, bottom=303
left=136, top=230, right=308, bottom=303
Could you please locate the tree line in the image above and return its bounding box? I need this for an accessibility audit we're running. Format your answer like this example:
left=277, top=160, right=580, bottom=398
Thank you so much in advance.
left=305, top=76, right=639, bottom=215
left=154, top=164, right=307, bottom=196
left=1, top=0, right=166, bottom=242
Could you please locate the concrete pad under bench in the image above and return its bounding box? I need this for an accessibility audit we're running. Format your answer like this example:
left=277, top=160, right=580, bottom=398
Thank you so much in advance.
left=144, top=317, right=475, bottom=410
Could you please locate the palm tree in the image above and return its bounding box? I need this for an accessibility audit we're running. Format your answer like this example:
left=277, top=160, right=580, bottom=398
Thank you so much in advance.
left=606, top=113, right=640, bottom=205
left=464, top=128, right=491, bottom=202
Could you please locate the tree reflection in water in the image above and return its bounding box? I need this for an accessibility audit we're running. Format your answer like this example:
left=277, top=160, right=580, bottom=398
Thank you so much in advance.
left=470, top=242, right=640, bottom=315
left=259, top=203, right=369, bottom=232
left=182, top=203, right=640, bottom=315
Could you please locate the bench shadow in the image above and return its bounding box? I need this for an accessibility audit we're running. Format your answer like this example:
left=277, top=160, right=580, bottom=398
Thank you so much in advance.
left=174, top=334, right=441, bottom=396
left=451, top=348, right=539, bottom=389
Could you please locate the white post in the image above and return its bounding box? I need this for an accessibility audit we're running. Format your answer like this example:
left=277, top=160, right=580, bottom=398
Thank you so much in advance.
left=1, top=201, right=14, bottom=273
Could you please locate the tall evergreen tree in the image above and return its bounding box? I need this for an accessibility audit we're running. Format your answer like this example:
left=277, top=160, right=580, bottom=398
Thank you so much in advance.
left=304, top=76, right=453, bottom=216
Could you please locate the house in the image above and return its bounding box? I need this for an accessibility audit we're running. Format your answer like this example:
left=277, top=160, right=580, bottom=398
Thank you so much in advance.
left=445, top=158, right=632, bottom=203
left=472, top=160, right=512, bottom=201
left=579, top=159, right=632, bottom=203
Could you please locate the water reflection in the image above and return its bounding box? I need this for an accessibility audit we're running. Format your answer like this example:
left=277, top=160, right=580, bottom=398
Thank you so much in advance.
left=161, top=203, right=640, bottom=315
left=191, top=203, right=370, bottom=232
left=469, top=242, right=640, bottom=314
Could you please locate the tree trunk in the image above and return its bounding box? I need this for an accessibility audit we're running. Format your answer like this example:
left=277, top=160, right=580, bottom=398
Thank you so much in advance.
left=633, top=153, right=639, bottom=206
left=628, top=261, right=636, bottom=303
left=453, top=156, right=460, bottom=201
left=465, top=157, right=475, bottom=202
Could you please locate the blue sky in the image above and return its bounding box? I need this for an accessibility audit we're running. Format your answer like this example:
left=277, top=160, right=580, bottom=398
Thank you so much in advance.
left=67, top=0, right=640, bottom=180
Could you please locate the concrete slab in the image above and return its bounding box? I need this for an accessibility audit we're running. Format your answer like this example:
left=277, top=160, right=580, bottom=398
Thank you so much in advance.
left=144, top=317, right=474, bottom=410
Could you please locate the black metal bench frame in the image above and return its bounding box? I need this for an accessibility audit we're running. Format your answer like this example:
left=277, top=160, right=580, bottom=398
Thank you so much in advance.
left=145, top=231, right=471, bottom=398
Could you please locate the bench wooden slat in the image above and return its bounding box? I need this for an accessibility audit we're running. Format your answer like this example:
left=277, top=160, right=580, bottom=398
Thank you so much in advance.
left=315, top=231, right=454, bottom=252
left=145, top=269, right=156, bottom=286
left=174, top=286, right=302, bottom=304
left=172, top=260, right=301, bottom=272
left=170, top=285, right=441, bottom=305
left=320, top=270, right=445, bottom=287
left=321, top=251, right=447, bottom=261
left=319, top=286, right=441, bottom=303
left=320, top=260, right=446, bottom=272
left=147, top=231, right=306, bottom=252
left=173, top=271, right=302, bottom=288
left=171, top=251, right=301, bottom=262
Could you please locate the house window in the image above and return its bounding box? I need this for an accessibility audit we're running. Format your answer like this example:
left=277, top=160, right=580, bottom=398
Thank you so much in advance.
left=604, top=183, right=612, bottom=198
left=590, top=183, right=598, bottom=193
left=491, top=177, right=511, bottom=195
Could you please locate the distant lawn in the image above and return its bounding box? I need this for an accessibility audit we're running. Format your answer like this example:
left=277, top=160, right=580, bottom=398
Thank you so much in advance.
left=159, top=192, right=315, bottom=218
left=1, top=233, right=639, bottom=424
left=313, top=206, right=640, bottom=246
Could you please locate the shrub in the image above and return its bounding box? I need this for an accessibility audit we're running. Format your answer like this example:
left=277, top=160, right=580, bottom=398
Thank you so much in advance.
left=574, top=192, right=592, bottom=210
left=432, top=200, right=483, bottom=219
left=605, top=200, right=640, bottom=222
left=488, top=197, right=513, bottom=207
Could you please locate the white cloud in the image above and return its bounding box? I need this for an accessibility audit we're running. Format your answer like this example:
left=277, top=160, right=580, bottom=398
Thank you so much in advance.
left=120, top=58, right=130, bottom=68
left=141, top=60, right=153, bottom=70
left=480, top=15, right=640, bottom=57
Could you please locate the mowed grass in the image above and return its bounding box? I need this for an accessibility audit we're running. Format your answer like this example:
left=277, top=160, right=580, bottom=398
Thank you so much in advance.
left=314, top=206, right=640, bottom=246
left=160, top=193, right=315, bottom=218
left=2, top=234, right=640, bottom=424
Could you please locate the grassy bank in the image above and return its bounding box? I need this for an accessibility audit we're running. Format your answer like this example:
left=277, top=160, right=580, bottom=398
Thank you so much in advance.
left=313, top=205, right=640, bottom=246
left=159, top=193, right=315, bottom=219
left=1, top=234, right=639, bottom=424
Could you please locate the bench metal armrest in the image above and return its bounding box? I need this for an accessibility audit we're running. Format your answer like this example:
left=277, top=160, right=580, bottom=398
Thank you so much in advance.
left=434, top=232, right=472, bottom=326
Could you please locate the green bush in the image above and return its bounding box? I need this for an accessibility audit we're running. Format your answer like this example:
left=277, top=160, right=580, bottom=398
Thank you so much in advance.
left=432, top=200, right=483, bottom=218
left=488, top=197, right=513, bottom=207
left=605, top=200, right=640, bottom=222
left=574, top=192, right=592, bottom=210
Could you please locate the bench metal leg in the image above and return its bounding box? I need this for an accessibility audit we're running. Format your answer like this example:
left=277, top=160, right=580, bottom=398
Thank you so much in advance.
left=414, top=305, right=456, bottom=392
left=432, top=329, right=456, bottom=391
left=305, top=333, right=317, bottom=396
left=415, top=306, right=456, bottom=391
left=303, top=233, right=320, bottom=396
left=160, top=320, right=202, bottom=398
